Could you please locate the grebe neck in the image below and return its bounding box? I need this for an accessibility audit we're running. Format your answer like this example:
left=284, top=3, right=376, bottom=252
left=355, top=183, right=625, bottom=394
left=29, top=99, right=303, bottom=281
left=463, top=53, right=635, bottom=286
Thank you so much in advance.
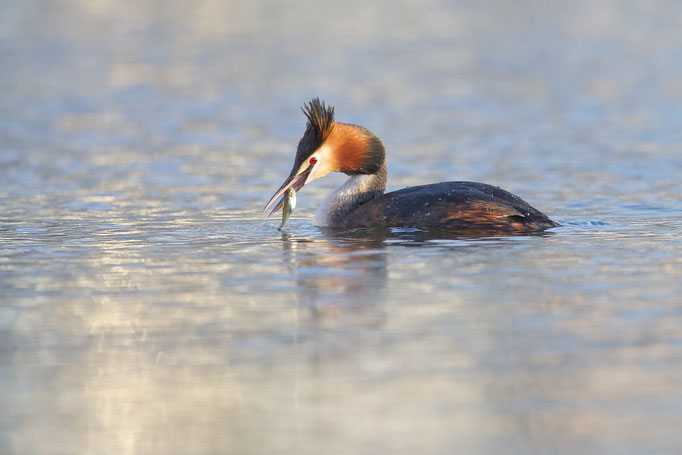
left=313, top=162, right=387, bottom=226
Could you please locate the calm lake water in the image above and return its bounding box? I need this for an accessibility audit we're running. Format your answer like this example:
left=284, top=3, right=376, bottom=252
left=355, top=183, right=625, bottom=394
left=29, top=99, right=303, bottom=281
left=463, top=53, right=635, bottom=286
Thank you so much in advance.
left=2, top=1, right=682, bottom=454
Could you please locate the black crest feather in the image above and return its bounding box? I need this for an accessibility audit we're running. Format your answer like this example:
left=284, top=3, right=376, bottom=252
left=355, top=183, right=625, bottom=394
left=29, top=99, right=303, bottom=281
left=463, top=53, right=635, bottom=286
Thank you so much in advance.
left=302, top=98, right=335, bottom=141
left=290, top=99, right=335, bottom=176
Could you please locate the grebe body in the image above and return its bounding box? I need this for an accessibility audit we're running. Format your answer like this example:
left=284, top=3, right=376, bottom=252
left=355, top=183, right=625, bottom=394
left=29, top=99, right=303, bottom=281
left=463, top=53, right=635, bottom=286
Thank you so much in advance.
left=317, top=180, right=556, bottom=232
left=265, top=99, right=557, bottom=233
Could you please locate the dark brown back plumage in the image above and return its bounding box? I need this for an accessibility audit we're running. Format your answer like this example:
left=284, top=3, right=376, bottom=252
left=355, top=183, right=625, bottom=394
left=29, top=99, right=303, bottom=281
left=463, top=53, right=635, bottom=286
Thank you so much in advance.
left=337, top=181, right=559, bottom=232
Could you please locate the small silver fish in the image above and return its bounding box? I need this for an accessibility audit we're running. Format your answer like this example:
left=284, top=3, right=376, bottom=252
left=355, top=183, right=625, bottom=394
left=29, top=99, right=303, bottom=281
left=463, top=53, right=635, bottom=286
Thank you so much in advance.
left=278, top=188, right=296, bottom=230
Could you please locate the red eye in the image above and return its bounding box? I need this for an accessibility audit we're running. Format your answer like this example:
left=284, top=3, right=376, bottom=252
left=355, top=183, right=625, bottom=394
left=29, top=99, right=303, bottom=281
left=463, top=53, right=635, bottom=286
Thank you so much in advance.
left=309, top=157, right=317, bottom=165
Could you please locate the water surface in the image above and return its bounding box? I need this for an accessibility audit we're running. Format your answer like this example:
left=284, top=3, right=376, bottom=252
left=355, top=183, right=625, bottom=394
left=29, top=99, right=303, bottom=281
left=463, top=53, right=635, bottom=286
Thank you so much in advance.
left=1, top=1, right=682, bottom=454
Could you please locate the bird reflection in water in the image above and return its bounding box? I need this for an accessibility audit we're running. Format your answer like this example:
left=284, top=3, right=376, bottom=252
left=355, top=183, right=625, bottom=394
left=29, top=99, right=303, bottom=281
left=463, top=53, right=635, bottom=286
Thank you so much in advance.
left=277, top=228, right=390, bottom=328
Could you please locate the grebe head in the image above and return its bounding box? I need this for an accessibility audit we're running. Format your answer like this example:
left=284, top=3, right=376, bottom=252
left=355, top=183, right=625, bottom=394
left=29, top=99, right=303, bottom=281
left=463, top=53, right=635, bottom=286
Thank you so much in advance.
left=264, top=98, right=385, bottom=215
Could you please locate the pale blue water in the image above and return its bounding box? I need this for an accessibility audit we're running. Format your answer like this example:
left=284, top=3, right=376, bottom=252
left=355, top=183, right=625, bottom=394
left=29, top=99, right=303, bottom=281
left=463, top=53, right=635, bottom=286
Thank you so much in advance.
left=1, top=1, right=682, bottom=454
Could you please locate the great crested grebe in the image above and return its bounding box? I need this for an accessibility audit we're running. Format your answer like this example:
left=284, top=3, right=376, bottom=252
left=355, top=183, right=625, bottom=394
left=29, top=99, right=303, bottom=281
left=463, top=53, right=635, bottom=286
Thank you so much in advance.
left=265, top=99, right=558, bottom=233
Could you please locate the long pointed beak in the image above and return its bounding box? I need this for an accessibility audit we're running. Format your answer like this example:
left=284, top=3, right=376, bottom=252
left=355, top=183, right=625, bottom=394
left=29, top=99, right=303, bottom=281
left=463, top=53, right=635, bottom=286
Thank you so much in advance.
left=264, top=165, right=313, bottom=216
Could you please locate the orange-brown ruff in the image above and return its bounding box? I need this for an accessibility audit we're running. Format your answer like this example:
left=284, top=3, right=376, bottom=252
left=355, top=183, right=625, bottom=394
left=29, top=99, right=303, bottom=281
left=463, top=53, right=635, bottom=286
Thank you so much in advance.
left=265, top=99, right=558, bottom=233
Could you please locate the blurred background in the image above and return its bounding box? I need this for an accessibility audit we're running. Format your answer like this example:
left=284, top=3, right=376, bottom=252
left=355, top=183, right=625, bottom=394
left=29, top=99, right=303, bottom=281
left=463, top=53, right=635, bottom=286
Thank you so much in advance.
left=1, top=0, right=681, bottom=454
